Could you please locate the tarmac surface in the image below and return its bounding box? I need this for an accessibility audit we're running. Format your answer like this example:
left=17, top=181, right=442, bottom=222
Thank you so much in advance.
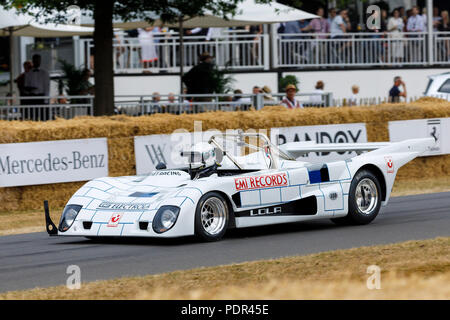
left=0, top=192, right=449, bottom=292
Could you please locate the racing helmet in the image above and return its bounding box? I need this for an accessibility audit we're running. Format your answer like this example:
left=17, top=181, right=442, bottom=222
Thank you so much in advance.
left=182, top=142, right=217, bottom=170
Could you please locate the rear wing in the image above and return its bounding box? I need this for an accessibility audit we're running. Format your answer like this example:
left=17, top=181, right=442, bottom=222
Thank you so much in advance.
left=279, top=141, right=391, bottom=158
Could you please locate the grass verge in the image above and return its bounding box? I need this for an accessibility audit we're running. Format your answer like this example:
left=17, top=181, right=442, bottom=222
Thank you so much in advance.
left=1, top=237, right=449, bottom=300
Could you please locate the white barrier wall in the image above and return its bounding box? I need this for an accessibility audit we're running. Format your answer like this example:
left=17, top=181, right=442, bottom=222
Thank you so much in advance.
left=284, top=68, right=450, bottom=101
left=114, top=73, right=278, bottom=96
left=110, top=68, right=449, bottom=100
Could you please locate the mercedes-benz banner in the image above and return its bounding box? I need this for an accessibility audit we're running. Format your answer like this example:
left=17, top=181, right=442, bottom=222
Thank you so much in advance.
left=0, top=138, right=108, bottom=187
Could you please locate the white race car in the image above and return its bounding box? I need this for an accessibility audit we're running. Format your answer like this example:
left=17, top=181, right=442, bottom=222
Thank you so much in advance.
left=45, top=132, right=434, bottom=241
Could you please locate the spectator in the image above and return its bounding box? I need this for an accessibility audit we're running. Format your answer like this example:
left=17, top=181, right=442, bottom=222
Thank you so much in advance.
left=280, top=84, right=303, bottom=109
left=407, top=6, right=425, bottom=32
left=138, top=27, right=158, bottom=72
left=388, top=9, right=405, bottom=62
left=79, top=69, right=94, bottom=95
left=438, top=10, right=450, bottom=60
left=422, top=7, right=428, bottom=28
left=327, top=8, right=337, bottom=26
left=348, top=85, right=360, bottom=106
left=252, top=85, right=262, bottom=107
left=262, top=85, right=274, bottom=103
left=148, top=92, right=161, bottom=113
left=433, top=7, right=442, bottom=31
left=15, top=60, right=32, bottom=104
left=309, top=80, right=325, bottom=105
left=330, top=9, right=350, bottom=38
left=438, top=10, right=450, bottom=31
left=233, top=89, right=252, bottom=110
left=168, top=92, right=176, bottom=104
left=406, top=6, right=425, bottom=61
left=182, top=52, right=215, bottom=98
left=282, top=20, right=302, bottom=39
left=206, top=28, right=227, bottom=65
left=24, top=54, right=50, bottom=120
left=399, top=7, right=407, bottom=26
left=389, top=76, right=407, bottom=103
left=302, top=7, right=330, bottom=38
left=232, top=89, right=243, bottom=110
left=248, top=24, right=263, bottom=63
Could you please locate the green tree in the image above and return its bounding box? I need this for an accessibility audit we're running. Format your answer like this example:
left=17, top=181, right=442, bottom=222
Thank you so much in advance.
left=0, top=0, right=268, bottom=115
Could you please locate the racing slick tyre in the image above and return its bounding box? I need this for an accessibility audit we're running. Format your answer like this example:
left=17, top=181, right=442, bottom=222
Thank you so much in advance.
left=195, top=192, right=229, bottom=242
left=331, top=169, right=382, bottom=225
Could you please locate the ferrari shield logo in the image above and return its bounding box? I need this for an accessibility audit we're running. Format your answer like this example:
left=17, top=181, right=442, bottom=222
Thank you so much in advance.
left=107, top=213, right=123, bottom=227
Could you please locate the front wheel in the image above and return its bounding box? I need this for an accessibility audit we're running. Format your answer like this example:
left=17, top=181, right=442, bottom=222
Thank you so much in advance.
left=331, top=169, right=382, bottom=225
left=195, top=192, right=229, bottom=242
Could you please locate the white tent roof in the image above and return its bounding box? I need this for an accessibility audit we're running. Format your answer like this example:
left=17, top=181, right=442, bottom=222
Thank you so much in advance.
left=0, top=7, right=93, bottom=37
left=81, top=0, right=317, bottom=29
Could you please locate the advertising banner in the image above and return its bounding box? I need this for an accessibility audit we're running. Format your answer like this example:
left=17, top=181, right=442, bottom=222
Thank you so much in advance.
left=388, top=118, right=450, bottom=156
left=270, top=123, right=368, bottom=162
left=0, top=138, right=108, bottom=187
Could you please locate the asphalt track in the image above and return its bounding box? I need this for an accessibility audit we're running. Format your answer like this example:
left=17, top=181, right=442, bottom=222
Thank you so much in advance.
left=0, top=192, right=449, bottom=293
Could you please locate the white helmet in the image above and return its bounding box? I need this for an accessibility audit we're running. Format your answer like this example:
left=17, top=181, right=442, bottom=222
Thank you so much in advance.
left=182, top=142, right=217, bottom=169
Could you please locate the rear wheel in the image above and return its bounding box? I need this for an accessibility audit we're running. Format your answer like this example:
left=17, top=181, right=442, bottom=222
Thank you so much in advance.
left=331, top=169, right=382, bottom=225
left=195, top=192, right=229, bottom=241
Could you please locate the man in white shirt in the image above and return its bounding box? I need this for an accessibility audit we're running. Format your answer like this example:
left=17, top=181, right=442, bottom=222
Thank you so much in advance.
left=330, top=9, right=349, bottom=38
left=406, top=6, right=425, bottom=61
left=24, top=54, right=50, bottom=120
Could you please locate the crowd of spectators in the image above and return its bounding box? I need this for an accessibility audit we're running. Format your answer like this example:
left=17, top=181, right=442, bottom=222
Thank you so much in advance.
left=277, top=5, right=449, bottom=37
left=104, top=4, right=450, bottom=72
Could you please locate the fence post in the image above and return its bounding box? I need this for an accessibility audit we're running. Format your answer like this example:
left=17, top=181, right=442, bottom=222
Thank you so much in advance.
left=140, top=96, right=145, bottom=115
left=326, top=92, right=333, bottom=107
left=263, top=34, right=270, bottom=70
left=256, top=94, right=263, bottom=110
left=270, top=24, right=279, bottom=69
left=90, top=96, right=94, bottom=116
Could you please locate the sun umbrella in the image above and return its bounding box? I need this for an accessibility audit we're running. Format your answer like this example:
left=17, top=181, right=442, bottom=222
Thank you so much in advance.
left=0, top=7, right=93, bottom=96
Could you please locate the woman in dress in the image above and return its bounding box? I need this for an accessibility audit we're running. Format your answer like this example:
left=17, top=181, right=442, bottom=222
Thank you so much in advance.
left=387, top=9, right=405, bottom=63
left=138, top=27, right=158, bottom=71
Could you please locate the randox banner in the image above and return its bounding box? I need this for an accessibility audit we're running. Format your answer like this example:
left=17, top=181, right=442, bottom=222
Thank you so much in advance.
left=0, top=138, right=108, bottom=187
left=270, top=123, right=368, bottom=163
left=388, top=118, right=450, bottom=156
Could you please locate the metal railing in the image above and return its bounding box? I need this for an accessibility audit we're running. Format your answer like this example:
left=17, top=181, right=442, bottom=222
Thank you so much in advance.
left=0, top=92, right=333, bottom=120
left=79, top=32, right=269, bottom=73
left=0, top=96, right=93, bottom=121
left=73, top=31, right=450, bottom=73
left=6, top=92, right=446, bottom=121
left=434, top=32, right=450, bottom=64
left=331, top=95, right=423, bottom=107
left=276, top=32, right=431, bottom=68
left=114, top=92, right=334, bottom=115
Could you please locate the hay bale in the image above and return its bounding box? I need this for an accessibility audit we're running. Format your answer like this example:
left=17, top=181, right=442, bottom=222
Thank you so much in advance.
left=0, top=101, right=449, bottom=211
